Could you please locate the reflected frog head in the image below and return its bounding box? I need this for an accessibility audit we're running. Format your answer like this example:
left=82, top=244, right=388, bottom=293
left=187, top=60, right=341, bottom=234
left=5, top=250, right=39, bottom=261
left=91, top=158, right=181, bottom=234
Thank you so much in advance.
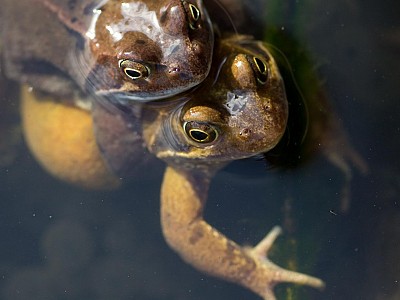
left=79, top=0, right=213, bottom=101
left=143, top=36, right=288, bottom=170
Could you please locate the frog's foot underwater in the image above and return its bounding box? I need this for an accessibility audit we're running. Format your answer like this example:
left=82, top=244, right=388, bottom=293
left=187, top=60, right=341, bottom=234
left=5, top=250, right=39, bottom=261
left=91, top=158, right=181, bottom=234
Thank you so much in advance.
left=161, top=167, right=324, bottom=300
left=246, top=226, right=325, bottom=299
left=322, top=128, right=369, bottom=212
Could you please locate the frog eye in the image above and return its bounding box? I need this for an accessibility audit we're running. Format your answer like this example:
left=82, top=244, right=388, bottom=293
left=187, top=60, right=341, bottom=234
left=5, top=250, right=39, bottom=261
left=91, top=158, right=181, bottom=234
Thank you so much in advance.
left=184, top=121, right=218, bottom=144
left=247, top=56, right=269, bottom=84
left=119, top=59, right=150, bottom=80
left=188, top=4, right=201, bottom=21
left=184, top=3, right=201, bottom=30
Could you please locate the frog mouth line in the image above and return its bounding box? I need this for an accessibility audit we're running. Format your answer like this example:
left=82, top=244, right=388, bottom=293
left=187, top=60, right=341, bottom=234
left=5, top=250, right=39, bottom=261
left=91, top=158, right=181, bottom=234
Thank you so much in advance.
left=95, top=83, right=197, bottom=102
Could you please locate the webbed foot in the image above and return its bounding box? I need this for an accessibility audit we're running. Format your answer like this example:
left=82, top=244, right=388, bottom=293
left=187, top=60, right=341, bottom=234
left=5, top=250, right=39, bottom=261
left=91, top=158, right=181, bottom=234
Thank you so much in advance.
left=245, top=226, right=325, bottom=300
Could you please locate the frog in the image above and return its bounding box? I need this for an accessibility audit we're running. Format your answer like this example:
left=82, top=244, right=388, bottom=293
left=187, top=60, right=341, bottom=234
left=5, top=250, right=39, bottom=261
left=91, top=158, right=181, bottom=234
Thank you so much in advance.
left=144, top=36, right=327, bottom=299
left=20, top=35, right=325, bottom=299
left=0, top=0, right=214, bottom=102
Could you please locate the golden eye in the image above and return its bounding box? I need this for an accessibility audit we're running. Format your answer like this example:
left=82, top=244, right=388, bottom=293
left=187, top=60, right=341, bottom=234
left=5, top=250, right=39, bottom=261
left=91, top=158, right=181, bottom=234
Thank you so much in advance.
left=247, top=56, right=269, bottom=84
left=184, top=121, right=218, bottom=144
left=119, top=59, right=150, bottom=80
left=184, top=2, right=201, bottom=30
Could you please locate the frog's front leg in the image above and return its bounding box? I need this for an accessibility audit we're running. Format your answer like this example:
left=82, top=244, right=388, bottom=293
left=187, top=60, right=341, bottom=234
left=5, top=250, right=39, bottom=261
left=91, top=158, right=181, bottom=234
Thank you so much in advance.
left=161, top=166, right=325, bottom=299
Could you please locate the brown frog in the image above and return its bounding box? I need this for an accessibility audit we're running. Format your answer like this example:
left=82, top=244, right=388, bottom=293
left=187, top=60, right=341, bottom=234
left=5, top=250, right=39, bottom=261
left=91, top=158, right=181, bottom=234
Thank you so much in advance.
left=146, top=36, right=326, bottom=299
left=1, top=0, right=214, bottom=101
left=21, top=35, right=325, bottom=299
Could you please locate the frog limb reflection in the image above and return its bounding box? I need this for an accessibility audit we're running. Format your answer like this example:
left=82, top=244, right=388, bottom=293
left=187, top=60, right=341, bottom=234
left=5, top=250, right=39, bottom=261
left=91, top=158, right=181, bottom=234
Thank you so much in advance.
left=161, top=166, right=325, bottom=299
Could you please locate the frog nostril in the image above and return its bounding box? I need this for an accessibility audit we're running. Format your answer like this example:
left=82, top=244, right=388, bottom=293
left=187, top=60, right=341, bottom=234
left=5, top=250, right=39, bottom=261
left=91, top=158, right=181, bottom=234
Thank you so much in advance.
left=168, top=68, right=192, bottom=80
left=264, top=99, right=272, bottom=112
left=239, top=128, right=252, bottom=139
left=264, top=104, right=272, bottom=111
left=169, top=67, right=181, bottom=74
left=192, top=41, right=204, bottom=55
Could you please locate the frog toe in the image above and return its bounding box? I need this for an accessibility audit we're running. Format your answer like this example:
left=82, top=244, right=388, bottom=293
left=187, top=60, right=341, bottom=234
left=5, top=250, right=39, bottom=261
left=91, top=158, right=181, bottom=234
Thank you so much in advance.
left=246, top=226, right=325, bottom=299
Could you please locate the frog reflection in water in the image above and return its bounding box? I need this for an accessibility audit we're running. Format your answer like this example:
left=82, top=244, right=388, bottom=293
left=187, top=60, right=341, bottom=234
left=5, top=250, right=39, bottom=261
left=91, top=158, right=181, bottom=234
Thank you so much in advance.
left=22, top=36, right=325, bottom=299
left=1, top=0, right=214, bottom=101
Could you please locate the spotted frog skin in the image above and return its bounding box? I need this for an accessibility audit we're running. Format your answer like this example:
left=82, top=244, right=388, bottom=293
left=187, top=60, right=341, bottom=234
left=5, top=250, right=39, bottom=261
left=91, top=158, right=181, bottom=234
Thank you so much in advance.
left=1, top=0, right=214, bottom=101
left=91, top=35, right=325, bottom=299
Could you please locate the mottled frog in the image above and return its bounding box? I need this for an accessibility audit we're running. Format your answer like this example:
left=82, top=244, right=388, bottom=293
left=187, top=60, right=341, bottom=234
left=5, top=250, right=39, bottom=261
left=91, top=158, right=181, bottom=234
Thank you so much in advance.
left=89, top=35, right=326, bottom=299
left=1, top=0, right=214, bottom=101
left=20, top=35, right=326, bottom=299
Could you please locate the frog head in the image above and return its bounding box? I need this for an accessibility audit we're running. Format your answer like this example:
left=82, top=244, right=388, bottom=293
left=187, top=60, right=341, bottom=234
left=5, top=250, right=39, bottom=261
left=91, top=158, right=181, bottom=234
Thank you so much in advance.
left=75, top=0, right=214, bottom=101
left=142, top=36, right=288, bottom=171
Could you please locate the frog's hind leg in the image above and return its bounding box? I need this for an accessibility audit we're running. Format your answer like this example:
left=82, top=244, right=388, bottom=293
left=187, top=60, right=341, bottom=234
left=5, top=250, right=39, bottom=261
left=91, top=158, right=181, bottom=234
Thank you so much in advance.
left=325, top=146, right=368, bottom=212
left=323, top=119, right=369, bottom=212
left=21, top=86, right=119, bottom=189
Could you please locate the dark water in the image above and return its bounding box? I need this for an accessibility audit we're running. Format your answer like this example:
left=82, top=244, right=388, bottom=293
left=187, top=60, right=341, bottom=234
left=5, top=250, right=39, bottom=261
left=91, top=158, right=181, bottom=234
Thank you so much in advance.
left=1, top=1, right=399, bottom=299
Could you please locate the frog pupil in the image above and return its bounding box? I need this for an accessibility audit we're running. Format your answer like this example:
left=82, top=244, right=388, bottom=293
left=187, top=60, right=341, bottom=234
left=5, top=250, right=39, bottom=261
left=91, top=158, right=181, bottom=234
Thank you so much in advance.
left=252, top=56, right=268, bottom=84
left=184, top=121, right=218, bottom=144
left=189, top=4, right=200, bottom=21
left=119, top=60, right=150, bottom=80
left=184, top=3, right=201, bottom=30
left=125, top=68, right=142, bottom=79
left=254, top=57, right=266, bottom=74
left=190, top=129, right=208, bottom=142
